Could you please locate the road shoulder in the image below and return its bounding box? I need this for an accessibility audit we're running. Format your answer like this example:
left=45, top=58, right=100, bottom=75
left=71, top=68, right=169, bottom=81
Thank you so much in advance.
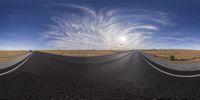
left=141, top=52, right=200, bottom=71
left=0, top=53, right=32, bottom=70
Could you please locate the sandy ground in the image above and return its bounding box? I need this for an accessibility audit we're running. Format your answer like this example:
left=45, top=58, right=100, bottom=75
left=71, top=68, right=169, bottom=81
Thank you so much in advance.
left=41, top=50, right=126, bottom=57
left=142, top=52, right=200, bottom=71
left=143, top=49, right=200, bottom=63
left=0, top=53, right=31, bottom=69
left=0, top=51, right=29, bottom=62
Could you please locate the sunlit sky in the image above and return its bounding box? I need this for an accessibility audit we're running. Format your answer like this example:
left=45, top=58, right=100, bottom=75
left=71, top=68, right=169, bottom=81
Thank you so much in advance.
left=0, top=0, right=200, bottom=50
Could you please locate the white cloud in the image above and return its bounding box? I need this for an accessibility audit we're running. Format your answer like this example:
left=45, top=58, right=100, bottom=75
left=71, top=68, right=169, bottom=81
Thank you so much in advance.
left=42, top=4, right=171, bottom=50
left=144, top=34, right=200, bottom=49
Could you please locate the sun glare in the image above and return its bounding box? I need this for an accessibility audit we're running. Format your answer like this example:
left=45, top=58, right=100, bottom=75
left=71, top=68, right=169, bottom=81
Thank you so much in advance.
left=119, top=36, right=127, bottom=43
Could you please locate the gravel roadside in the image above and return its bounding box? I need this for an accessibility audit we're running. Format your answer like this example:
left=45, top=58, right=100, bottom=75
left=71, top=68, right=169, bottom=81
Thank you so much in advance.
left=141, top=52, right=200, bottom=71
left=0, top=53, right=32, bottom=70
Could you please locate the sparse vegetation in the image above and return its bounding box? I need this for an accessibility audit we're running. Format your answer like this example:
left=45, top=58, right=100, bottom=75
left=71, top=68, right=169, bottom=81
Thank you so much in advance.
left=169, top=55, right=175, bottom=61
left=143, top=49, right=200, bottom=62
left=41, top=50, right=126, bottom=57
left=0, top=51, right=29, bottom=62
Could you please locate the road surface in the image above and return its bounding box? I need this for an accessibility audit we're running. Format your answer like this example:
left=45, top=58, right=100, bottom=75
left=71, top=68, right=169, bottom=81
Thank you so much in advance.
left=0, top=51, right=200, bottom=100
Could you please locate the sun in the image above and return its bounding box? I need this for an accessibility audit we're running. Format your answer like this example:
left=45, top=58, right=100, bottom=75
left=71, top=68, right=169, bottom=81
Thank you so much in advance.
left=119, top=36, right=127, bottom=43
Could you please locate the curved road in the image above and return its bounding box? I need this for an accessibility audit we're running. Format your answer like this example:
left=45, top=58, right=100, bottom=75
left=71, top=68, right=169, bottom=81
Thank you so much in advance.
left=0, top=51, right=200, bottom=100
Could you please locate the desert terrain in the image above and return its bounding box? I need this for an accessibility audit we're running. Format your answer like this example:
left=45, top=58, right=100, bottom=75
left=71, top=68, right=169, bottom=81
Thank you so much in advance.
left=0, top=51, right=29, bottom=62
left=41, top=50, right=126, bottom=57
left=143, top=49, right=200, bottom=62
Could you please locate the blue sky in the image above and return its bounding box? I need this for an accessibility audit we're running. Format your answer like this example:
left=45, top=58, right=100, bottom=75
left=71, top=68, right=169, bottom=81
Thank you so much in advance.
left=0, top=0, right=200, bottom=50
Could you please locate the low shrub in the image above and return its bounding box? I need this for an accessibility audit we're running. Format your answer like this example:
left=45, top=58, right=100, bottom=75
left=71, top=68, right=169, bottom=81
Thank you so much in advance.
left=169, top=55, right=175, bottom=61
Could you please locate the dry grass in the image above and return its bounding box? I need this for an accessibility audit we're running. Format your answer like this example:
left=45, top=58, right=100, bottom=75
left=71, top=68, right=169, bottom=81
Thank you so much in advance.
left=41, top=50, right=125, bottom=57
left=0, top=51, right=29, bottom=62
left=143, top=49, right=200, bottom=62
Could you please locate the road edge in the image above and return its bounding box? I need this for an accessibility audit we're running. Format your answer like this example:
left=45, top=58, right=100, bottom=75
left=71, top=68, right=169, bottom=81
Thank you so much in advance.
left=39, top=51, right=133, bottom=65
left=0, top=53, right=32, bottom=76
left=139, top=52, right=200, bottom=78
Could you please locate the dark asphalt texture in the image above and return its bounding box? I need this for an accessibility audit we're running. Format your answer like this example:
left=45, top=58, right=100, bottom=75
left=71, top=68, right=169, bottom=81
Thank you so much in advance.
left=0, top=51, right=200, bottom=100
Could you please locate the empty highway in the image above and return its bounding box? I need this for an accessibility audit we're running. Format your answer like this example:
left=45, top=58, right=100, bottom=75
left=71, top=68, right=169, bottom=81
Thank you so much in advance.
left=0, top=51, right=200, bottom=100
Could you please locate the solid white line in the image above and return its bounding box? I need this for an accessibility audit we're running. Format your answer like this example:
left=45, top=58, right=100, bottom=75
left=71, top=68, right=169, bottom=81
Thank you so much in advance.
left=141, top=55, right=200, bottom=78
left=0, top=54, right=32, bottom=76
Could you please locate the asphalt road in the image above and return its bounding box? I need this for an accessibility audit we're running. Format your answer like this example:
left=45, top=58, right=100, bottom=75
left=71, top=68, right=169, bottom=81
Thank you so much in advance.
left=0, top=51, right=200, bottom=100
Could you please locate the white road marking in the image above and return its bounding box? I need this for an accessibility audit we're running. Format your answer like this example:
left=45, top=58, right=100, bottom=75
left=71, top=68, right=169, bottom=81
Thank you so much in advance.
left=141, top=55, right=200, bottom=78
left=0, top=54, right=32, bottom=76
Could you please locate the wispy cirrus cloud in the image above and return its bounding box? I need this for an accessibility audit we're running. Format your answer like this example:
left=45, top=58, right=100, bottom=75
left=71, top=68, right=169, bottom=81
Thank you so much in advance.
left=145, top=34, right=200, bottom=49
left=42, top=4, right=171, bottom=50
